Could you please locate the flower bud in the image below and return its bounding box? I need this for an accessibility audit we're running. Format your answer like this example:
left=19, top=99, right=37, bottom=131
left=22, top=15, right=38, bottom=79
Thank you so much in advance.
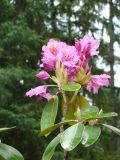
left=36, top=71, right=50, bottom=80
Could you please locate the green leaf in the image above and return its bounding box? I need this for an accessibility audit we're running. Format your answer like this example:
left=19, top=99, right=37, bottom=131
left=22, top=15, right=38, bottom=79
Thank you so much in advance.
left=97, top=112, right=117, bottom=118
left=81, top=125, right=101, bottom=147
left=80, top=107, right=117, bottom=121
left=41, top=96, right=58, bottom=132
left=80, top=108, right=117, bottom=120
left=102, top=124, right=120, bottom=136
left=0, top=127, right=15, bottom=133
left=0, top=143, right=24, bottom=160
left=38, top=120, right=77, bottom=137
left=42, top=133, right=61, bottom=160
left=80, top=106, right=99, bottom=120
left=62, top=83, right=81, bottom=91
left=60, top=123, right=84, bottom=151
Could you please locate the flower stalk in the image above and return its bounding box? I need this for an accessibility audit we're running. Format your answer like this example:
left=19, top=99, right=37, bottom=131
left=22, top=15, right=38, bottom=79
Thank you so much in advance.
left=60, top=88, right=69, bottom=160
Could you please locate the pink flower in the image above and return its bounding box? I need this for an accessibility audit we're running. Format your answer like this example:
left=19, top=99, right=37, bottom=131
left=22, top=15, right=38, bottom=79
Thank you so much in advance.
left=41, top=39, right=79, bottom=78
left=41, top=51, right=56, bottom=70
left=41, top=39, right=67, bottom=70
left=75, top=35, right=100, bottom=57
left=61, top=45, right=79, bottom=77
left=36, top=71, right=50, bottom=80
left=26, top=86, right=53, bottom=100
left=75, top=35, right=100, bottom=81
left=86, top=74, right=111, bottom=94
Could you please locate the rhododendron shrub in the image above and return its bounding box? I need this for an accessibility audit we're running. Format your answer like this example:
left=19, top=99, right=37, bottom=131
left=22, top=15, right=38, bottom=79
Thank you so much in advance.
left=26, top=35, right=120, bottom=160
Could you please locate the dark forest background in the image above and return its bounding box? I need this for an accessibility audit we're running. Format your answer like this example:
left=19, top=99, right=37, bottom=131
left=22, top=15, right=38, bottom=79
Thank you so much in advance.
left=0, top=0, right=120, bottom=159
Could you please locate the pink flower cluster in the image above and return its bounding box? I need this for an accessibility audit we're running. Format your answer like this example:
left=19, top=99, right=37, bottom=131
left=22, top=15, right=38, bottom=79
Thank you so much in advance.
left=26, top=35, right=111, bottom=100
left=40, top=35, right=100, bottom=77
left=41, top=39, right=79, bottom=76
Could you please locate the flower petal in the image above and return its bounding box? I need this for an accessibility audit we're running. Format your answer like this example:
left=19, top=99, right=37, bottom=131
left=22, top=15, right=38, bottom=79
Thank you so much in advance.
left=26, top=86, right=52, bottom=100
left=86, top=74, right=111, bottom=94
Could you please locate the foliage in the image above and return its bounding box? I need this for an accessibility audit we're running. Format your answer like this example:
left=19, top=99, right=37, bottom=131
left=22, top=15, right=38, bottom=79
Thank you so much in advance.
left=0, top=127, right=24, bottom=160
left=0, top=0, right=120, bottom=160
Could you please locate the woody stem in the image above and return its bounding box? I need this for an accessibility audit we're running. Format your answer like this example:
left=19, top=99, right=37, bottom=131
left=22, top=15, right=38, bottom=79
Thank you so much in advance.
left=60, top=89, right=69, bottom=160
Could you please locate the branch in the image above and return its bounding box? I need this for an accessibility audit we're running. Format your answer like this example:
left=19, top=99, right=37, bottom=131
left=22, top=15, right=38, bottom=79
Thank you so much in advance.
left=60, top=89, right=69, bottom=160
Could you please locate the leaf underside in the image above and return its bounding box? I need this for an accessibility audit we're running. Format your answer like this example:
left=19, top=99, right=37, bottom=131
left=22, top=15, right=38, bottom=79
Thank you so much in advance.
left=0, top=143, right=24, bottom=160
left=40, top=96, right=58, bottom=132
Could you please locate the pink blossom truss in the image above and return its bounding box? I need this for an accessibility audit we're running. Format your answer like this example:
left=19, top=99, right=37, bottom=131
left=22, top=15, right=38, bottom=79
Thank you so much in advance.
left=26, top=35, right=111, bottom=99
left=26, top=86, right=53, bottom=100
left=86, top=74, right=111, bottom=94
